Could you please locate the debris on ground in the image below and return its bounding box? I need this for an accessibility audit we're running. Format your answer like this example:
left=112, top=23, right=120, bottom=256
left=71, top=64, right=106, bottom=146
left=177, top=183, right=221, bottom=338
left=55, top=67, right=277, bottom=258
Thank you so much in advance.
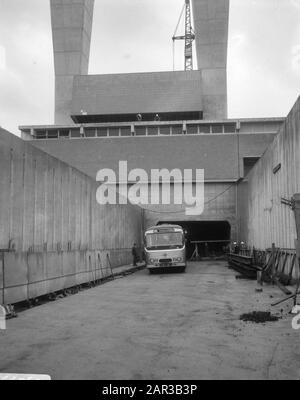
left=240, top=311, right=280, bottom=323
left=3, top=304, right=18, bottom=320
left=228, top=254, right=259, bottom=280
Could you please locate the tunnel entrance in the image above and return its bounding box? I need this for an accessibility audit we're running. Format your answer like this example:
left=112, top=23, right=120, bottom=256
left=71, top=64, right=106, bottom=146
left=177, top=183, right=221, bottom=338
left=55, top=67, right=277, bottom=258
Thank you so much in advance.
left=157, top=221, right=231, bottom=260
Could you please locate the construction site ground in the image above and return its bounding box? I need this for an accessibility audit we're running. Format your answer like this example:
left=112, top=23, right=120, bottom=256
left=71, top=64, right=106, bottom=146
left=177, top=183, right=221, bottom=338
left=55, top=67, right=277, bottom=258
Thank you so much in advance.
left=0, top=261, right=299, bottom=380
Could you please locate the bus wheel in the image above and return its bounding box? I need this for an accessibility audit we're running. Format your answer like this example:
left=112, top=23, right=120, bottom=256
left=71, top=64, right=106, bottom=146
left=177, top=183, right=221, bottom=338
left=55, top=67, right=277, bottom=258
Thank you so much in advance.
left=149, top=269, right=154, bottom=274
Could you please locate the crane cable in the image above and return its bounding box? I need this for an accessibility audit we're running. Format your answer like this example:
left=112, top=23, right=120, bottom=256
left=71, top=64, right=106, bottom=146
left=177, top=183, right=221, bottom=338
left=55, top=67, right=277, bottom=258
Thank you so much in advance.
left=133, top=182, right=237, bottom=214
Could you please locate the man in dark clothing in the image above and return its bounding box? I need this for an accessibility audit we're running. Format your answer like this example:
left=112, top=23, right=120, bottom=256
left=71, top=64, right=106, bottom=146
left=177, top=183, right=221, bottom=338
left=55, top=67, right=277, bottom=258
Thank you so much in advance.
left=132, top=243, right=139, bottom=266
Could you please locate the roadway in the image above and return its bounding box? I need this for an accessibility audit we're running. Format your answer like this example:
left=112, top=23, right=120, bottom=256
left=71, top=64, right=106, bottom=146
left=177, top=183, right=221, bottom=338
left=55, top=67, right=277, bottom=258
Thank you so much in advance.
left=0, top=261, right=299, bottom=380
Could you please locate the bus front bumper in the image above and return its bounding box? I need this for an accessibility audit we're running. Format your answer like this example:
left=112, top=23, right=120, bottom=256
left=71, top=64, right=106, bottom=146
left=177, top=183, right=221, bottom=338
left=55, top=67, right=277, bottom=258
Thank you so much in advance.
left=146, top=262, right=186, bottom=269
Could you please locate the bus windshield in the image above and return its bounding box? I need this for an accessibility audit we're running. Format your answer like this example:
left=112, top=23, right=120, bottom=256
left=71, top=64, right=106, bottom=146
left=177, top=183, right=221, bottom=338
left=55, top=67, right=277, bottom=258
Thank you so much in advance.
left=145, top=232, right=184, bottom=250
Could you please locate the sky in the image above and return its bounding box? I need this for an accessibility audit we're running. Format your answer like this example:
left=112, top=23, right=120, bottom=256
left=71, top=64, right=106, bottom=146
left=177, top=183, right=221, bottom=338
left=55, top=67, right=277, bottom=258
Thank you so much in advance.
left=0, top=0, right=299, bottom=135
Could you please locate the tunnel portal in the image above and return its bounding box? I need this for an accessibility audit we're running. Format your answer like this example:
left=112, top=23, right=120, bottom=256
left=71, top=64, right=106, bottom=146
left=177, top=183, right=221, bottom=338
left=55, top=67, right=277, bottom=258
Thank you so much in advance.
left=157, top=221, right=231, bottom=259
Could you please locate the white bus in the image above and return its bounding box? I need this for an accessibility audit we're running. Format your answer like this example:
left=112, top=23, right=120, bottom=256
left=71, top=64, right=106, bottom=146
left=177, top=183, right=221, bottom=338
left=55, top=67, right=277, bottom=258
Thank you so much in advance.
left=144, top=224, right=186, bottom=274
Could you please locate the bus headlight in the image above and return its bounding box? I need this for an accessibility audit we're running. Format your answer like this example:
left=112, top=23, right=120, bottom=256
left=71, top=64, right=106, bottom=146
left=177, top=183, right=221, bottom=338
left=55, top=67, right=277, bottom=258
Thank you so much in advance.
left=150, top=259, right=155, bottom=264
left=174, top=257, right=182, bottom=262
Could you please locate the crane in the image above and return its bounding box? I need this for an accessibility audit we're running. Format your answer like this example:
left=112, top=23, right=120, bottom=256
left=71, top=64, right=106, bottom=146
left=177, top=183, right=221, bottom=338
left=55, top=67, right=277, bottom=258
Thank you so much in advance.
left=172, top=0, right=195, bottom=71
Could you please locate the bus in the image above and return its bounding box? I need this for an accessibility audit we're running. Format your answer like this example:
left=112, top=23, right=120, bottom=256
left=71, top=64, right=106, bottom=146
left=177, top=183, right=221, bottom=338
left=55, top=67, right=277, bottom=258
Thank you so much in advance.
left=144, top=224, right=186, bottom=274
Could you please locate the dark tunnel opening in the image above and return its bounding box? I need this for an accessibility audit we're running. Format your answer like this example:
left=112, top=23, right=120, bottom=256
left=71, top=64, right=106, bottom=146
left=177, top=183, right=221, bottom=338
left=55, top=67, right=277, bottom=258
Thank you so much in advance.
left=157, top=221, right=231, bottom=260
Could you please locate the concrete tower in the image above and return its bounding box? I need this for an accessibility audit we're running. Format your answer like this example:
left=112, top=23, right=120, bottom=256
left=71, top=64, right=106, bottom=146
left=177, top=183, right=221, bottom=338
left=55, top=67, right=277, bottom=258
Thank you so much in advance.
left=192, top=0, right=230, bottom=119
left=49, top=0, right=229, bottom=123
left=50, top=0, right=95, bottom=124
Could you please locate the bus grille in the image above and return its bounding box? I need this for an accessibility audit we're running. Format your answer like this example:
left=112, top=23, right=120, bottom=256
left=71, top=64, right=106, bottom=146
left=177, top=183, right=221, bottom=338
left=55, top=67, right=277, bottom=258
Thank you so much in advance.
left=159, top=259, right=172, bottom=264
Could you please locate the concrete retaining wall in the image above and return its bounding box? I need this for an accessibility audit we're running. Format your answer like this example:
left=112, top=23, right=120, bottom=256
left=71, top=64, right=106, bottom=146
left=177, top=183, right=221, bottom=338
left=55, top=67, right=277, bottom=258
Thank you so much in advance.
left=0, top=128, right=142, bottom=304
left=237, top=96, right=300, bottom=250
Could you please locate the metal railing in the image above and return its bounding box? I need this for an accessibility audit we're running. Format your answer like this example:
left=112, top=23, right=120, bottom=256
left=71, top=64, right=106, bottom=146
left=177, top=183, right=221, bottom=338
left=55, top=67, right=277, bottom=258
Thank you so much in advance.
left=234, top=245, right=299, bottom=283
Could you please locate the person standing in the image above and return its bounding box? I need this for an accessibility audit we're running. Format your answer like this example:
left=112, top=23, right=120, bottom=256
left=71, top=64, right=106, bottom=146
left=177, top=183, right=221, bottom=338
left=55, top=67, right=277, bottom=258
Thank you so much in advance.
left=132, top=243, right=139, bottom=266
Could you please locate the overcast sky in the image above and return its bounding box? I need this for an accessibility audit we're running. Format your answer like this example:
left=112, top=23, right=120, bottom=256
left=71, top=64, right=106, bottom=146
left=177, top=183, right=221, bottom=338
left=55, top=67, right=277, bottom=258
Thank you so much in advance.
left=0, top=0, right=299, bottom=135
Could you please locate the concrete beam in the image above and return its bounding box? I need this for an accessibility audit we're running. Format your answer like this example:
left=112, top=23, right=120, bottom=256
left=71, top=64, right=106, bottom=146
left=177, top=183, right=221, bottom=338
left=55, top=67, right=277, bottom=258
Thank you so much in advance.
left=71, top=71, right=203, bottom=117
left=192, top=0, right=229, bottom=69
left=50, top=0, right=95, bottom=124
left=192, top=0, right=230, bottom=119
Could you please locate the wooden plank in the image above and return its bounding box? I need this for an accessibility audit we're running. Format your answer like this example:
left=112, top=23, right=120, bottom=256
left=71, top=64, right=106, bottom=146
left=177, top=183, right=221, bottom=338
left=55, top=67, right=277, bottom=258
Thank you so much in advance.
left=274, top=277, right=292, bottom=295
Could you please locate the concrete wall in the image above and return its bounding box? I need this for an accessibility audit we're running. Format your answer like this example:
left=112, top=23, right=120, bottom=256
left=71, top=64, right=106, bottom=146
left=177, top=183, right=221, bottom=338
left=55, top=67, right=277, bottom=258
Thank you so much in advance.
left=237, top=96, right=300, bottom=249
left=29, top=131, right=275, bottom=243
left=29, top=133, right=276, bottom=182
left=144, top=182, right=237, bottom=239
left=50, top=0, right=95, bottom=124
left=71, top=71, right=203, bottom=118
left=0, top=128, right=142, bottom=304
left=192, top=0, right=229, bottom=119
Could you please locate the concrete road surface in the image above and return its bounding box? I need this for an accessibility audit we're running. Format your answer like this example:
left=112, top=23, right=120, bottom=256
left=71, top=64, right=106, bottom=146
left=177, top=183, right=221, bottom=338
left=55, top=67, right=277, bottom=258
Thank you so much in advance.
left=0, top=261, right=299, bottom=380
